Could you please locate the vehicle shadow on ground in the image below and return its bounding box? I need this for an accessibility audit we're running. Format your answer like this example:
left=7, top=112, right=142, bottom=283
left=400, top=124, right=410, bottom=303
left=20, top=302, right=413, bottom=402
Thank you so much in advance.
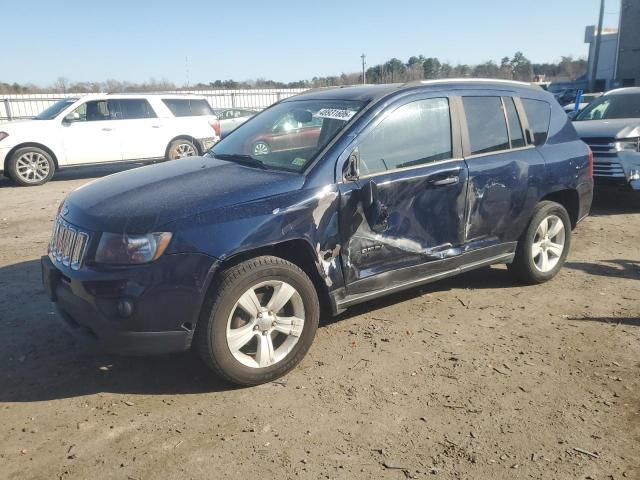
left=590, top=189, right=640, bottom=216
left=565, top=258, right=640, bottom=281
left=0, top=260, right=518, bottom=402
left=565, top=316, right=640, bottom=328
left=0, top=163, right=144, bottom=188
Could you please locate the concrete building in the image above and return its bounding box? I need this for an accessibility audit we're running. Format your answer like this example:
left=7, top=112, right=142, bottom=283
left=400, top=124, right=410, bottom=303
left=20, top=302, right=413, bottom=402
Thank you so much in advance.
left=585, top=26, right=619, bottom=91
left=616, top=0, right=640, bottom=87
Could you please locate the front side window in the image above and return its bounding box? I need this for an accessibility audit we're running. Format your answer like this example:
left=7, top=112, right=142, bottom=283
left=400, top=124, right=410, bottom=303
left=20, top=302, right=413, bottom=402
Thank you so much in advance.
left=70, top=100, right=112, bottom=122
left=522, top=98, right=551, bottom=145
left=210, top=99, right=365, bottom=173
left=463, top=96, right=510, bottom=155
left=575, top=93, right=640, bottom=121
left=358, top=98, right=452, bottom=176
left=163, top=99, right=213, bottom=117
left=504, top=97, right=525, bottom=148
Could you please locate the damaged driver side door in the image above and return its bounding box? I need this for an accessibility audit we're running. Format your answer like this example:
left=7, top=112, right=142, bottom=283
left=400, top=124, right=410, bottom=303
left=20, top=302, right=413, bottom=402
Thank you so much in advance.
left=338, top=96, right=468, bottom=298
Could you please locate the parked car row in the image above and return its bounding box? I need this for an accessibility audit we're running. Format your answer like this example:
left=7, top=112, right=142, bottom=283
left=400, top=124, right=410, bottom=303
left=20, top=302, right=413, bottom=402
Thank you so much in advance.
left=42, top=79, right=594, bottom=385
left=1, top=94, right=228, bottom=186
left=572, top=87, right=640, bottom=192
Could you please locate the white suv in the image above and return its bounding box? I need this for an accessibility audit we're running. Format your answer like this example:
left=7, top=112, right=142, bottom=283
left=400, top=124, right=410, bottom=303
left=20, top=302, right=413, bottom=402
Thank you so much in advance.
left=0, top=94, right=221, bottom=186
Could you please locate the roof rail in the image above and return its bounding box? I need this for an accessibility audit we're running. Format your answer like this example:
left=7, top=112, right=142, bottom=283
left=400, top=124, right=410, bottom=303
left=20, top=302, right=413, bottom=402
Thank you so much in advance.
left=412, top=78, right=534, bottom=87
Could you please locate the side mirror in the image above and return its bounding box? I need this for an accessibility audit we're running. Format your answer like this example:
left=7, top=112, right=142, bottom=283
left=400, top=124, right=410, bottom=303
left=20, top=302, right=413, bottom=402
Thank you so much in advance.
left=344, top=147, right=360, bottom=181
left=64, top=112, right=80, bottom=123
left=567, top=111, right=577, bottom=120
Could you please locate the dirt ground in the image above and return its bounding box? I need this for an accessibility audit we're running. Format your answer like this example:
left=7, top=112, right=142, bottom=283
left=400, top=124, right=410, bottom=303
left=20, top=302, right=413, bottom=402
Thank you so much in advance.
left=0, top=165, right=638, bottom=480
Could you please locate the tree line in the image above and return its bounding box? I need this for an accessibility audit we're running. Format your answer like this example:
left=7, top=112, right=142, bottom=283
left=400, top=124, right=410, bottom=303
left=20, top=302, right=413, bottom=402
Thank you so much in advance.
left=0, top=52, right=586, bottom=94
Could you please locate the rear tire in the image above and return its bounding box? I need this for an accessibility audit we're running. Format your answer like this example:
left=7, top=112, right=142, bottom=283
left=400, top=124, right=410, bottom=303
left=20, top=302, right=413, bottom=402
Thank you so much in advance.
left=508, top=201, right=572, bottom=284
left=8, top=147, right=55, bottom=186
left=195, top=256, right=320, bottom=386
left=252, top=141, right=271, bottom=156
left=166, top=139, right=199, bottom=160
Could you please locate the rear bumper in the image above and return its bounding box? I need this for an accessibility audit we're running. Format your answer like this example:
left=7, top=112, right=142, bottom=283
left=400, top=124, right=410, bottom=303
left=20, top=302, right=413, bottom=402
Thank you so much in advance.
left=42, top=252, right=219, bottom=355
left=577, top=178, right=594, bottom=223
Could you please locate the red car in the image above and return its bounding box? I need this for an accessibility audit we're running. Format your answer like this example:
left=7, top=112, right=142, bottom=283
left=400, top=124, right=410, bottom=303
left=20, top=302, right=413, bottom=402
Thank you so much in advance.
left=249, top=113, right=322, bottom=156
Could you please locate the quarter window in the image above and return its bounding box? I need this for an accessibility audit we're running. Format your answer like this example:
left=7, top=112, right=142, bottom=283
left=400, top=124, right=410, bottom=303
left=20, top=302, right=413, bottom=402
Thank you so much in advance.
left=522, top=99, right=551, bottom=145
left=504, top=97, right=525, bottom=148
left=358, top=98, right=452, bottom=176
left=462, top=97, right=510, bottom=155
left=163, top=99, right=213, bottom=117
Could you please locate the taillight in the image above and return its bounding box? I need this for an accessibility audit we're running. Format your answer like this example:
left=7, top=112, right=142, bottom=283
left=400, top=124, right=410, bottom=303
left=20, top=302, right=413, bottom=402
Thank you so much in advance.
left=209, top=120, right=221, bottom=137
left=587, top=147, right=593, bottom=178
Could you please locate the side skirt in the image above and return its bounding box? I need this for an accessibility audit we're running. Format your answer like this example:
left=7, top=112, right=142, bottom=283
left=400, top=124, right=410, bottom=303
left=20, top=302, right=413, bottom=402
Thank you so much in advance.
left=333, top=250, right=515, bottom=312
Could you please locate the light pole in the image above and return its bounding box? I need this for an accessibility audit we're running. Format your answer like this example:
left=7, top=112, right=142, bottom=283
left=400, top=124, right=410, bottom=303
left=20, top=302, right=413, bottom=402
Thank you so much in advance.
left=361, top=54, right=366, bottom=84
left=590, top=0, right=605, bottom=92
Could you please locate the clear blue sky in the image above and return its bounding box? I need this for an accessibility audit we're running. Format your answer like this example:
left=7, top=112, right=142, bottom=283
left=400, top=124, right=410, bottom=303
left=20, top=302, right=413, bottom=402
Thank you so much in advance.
left=3, top=0, right=620, bottom=86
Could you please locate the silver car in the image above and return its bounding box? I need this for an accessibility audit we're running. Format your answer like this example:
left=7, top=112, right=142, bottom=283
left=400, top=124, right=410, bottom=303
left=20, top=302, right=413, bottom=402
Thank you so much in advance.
left=216, top=108, right=256, bottom=137
left=572, top=88, right=640, bottom=191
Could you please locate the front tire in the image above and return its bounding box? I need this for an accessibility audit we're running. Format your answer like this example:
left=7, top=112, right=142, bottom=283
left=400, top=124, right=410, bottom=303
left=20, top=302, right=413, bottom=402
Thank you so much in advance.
left=508, top=201, right=572, bottom=284
left=8, top=147, right=55, bottom=186
left=195, top=256, right=320, bottom=386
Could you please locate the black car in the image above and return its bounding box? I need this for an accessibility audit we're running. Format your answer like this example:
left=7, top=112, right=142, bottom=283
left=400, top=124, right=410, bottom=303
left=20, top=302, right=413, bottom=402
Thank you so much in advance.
left=42, top=80, right=593, bottom=386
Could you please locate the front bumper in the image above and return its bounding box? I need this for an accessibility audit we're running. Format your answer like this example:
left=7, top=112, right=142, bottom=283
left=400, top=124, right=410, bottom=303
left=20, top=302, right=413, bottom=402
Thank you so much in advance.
left=41, top=252, right=218, bottom=355
left=593, top=151, right=640, bottom=191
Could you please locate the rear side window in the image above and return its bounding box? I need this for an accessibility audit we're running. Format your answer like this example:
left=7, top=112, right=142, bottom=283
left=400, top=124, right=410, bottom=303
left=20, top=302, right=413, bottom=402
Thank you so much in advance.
left=522, top=99, right=551, bottom=145
left=504, top=97, right=525, bottom=148
left=463, top=97, right=510, bottom=155
left=112, top=99, right=156, bottom=119
left=163, top=99, right=213, bottom=117
left=358, top=98, right=452, bottom=175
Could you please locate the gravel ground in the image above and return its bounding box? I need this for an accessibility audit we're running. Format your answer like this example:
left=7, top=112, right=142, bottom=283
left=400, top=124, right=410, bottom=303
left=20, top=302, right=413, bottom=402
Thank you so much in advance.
left=0, top=166, right=639, bottom=480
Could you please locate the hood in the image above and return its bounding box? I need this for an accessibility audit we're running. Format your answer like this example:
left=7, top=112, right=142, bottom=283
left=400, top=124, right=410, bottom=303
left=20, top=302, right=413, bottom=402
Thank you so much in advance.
left=62, top=156, right=304, bottom=233
left=573, top=119, right=640, bottom=140
left=0, top=119, right=55, bottom=133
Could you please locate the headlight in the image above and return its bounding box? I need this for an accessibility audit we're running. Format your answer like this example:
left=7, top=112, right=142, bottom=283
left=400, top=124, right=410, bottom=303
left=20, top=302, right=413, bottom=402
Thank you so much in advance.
left=0, top=132, right=8, bottom=142
left=95, top=232, right=172, bottom=265
left=614, top=138, right=640, bottom=152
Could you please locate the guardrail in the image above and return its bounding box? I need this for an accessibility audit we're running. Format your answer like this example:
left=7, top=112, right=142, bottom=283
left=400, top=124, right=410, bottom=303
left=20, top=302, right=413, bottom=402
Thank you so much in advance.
left=0, top=88, right=309, bottom=122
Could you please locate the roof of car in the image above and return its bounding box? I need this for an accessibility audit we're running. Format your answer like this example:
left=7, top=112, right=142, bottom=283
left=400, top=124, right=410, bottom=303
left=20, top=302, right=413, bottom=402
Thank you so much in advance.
left=285, top=79, right=544, bottom=104
left=605, top=87, right=640, bottom=96
left=76, top=93, right=208, bottom=100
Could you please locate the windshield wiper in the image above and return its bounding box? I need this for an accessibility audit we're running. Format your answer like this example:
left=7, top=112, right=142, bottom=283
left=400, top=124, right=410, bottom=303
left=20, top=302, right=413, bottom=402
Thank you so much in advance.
left=213, top=153, right=268, bottom=169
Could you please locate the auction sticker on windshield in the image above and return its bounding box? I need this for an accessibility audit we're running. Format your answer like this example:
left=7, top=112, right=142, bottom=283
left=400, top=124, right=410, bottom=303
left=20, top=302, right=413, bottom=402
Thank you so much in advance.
left=315, top=108, right=357, bottom=121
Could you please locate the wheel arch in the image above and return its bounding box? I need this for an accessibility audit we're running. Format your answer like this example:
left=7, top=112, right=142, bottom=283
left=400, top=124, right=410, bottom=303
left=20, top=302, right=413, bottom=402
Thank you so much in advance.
left=540, top=188, right=580, bottom=229
left=5, top=142, right=60, bottom=172
left=197, top=239, right=333, bottom=329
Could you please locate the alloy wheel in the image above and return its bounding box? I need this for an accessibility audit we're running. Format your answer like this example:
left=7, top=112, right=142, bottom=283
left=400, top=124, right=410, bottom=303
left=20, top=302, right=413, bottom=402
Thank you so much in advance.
left=531, top=214, right=565, bottom=272
left=15, top=152, right=50, bottom=184
left=253, top=142, right=270, bottom=156
left=171, top=143, right=197, bottom=159
left=226, top=280, right=305, bottom=369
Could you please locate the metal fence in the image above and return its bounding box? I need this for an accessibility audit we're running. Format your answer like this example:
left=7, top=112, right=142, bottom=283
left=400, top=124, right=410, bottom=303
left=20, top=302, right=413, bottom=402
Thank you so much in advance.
left=0, top=88, right=309, bottom=122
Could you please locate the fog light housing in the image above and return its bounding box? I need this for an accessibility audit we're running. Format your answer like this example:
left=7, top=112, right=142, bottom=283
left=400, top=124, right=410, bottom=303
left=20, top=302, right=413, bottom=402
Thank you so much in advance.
left=117, top=298, right=134, bottom=318
left=629, top=169, right=640, bottom=181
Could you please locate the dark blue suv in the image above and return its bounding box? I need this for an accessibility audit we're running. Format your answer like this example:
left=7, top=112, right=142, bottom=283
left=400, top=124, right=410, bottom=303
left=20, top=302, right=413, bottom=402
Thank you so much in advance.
left=42, top=80, right=593, bottom=385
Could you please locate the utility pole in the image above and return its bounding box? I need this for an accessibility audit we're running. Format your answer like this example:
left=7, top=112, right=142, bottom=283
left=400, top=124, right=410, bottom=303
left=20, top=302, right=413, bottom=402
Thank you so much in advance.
left=590, top=0, right=605, bottom=92
left=361, top=54, right=366, bottom=84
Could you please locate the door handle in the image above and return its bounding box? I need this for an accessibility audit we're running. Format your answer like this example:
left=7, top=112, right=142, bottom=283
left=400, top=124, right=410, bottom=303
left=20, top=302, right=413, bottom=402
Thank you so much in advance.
left=429, top=175, right=459, bottom=186
left=151, top=125, right=161, bottom=128
left=101, top=127, right=113, bottom=131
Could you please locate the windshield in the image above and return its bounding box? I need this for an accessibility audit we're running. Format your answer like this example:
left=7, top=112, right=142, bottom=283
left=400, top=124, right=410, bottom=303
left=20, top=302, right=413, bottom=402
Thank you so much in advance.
left=35, top=99, right=78, bottom=120
left=209, top=99, right=366, bottom=172
left=575, top=93, right=640, bottom=121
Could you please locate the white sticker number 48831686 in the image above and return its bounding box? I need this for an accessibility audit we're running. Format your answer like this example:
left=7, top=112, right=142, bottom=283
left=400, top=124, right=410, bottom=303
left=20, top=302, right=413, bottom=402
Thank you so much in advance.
left=315, top=108, right=356, bottom=121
